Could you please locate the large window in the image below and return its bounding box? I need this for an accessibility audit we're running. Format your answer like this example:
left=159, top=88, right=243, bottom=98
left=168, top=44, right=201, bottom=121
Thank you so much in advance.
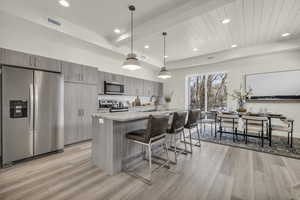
left=187, top=72, right=227, bottom=111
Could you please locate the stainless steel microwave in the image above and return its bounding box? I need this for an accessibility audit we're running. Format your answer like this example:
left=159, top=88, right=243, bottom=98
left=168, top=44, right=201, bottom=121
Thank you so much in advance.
left=104, top=81, right=125, bottom=95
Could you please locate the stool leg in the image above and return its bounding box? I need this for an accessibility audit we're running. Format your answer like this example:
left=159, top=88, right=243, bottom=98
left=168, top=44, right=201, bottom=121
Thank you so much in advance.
left=189, top=128, right=193, bottom=153
left=197, top=125, right=201, bottom=147
left=148, top=144, right=152, bottom=171
left=182, top=130, right=187, bottom=152
left=174, top=135, right=178, bottom=164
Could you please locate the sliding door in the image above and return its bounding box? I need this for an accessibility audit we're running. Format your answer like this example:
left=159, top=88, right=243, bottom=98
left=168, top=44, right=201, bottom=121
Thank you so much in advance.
left=187, top=72, right=227, bottom=112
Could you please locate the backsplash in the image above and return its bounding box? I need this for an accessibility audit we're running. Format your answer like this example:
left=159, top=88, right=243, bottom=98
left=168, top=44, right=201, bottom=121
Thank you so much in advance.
left=98, top=95, right=151, bottom=106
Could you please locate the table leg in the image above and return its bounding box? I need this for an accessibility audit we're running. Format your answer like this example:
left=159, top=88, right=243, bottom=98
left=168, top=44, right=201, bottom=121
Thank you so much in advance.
left=269, top=117, right=272, bottom=147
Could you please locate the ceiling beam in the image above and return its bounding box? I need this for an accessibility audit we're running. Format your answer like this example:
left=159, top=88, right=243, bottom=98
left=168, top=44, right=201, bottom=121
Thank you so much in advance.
left=114, top=0, right=235, bottom=46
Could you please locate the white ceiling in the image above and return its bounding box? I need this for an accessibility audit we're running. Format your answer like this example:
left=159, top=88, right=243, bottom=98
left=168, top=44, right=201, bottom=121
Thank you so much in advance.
left=1, top=0, right=300, bottom=69
left=132, top=0, right=300, bottom=62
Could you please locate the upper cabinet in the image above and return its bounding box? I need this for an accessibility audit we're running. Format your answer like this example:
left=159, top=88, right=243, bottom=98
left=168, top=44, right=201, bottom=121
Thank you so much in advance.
left=62, top=61, right=82, bottom=83
left=97, top=71, right=105, bottom=94
left=33, top=56, right=61, bottom=72
left=82, top=65, right=98, bottom=85
left=143, top=80, right=154, bottom=97
left=62, top=61, right=97, bottom=85
left=0, top=48, right=33, bottom=68
left=104, top=72, right=124, bottom=84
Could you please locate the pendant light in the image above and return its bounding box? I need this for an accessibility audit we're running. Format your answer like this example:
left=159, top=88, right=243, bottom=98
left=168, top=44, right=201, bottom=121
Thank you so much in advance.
left=158, top=32, right=171, bottom=79
left=122, top=5, right=141, bottom=71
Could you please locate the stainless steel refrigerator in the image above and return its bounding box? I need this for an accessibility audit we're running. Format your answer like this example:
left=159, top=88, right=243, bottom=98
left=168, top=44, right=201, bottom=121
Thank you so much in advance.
left=1, top=66, right=64, bottom=166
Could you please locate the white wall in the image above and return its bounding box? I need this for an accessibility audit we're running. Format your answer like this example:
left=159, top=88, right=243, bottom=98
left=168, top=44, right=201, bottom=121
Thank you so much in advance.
left=0, top=11, right=161, bottom=81
left=164, top=50, right=300, bottom=138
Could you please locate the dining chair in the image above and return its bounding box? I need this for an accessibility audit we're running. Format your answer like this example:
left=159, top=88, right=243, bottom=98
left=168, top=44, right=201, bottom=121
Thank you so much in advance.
left=217, top=113, right=239, bottom=141
left=200, top=111, right=216, bottom=136
left=242, top=115, right=269, bottom=147
left=271, top=117, right=294, bottom=148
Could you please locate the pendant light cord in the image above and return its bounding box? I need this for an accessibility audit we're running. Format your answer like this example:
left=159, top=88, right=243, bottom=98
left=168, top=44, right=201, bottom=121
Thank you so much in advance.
left=163, top=32, right=167, bottom=68
left=131, top=9, right=133, bottom=54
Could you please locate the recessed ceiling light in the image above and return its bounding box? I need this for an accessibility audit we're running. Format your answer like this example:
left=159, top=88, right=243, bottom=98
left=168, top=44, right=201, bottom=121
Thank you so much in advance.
left=222, top=18, right=231, bottom=24
left=164, top=55, right=168, bottom=58
left=144, top=45, right=150, bottom=49
left=59, top=0, right=70, bottom=7
left=281, top=32, right=291, bottom=37
left=231, top=44, right=237, bottom=48
left=114, top=29, right=121, bottom=34
left=193, top=48, right=198, bottom=52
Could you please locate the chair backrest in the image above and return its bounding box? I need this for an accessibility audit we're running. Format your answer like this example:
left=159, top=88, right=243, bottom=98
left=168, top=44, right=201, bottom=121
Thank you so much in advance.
left=186, top=109, right=201, bottom=127
left=146, top=114, right=170, bottom=141
left=169, top=111, right=187, bottom=133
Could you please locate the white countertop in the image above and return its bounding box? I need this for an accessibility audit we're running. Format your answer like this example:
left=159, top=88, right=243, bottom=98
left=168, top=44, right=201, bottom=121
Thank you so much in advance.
left=92, top=110, right=182, bottom=122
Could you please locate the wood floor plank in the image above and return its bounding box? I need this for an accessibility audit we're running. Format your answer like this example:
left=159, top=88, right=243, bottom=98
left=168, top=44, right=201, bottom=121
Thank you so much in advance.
left=0, top=141, right=299, bottom=200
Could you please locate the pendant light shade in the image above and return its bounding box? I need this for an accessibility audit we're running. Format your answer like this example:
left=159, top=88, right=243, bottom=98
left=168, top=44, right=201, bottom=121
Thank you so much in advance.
left=122, top=5, right=141, bottom=71
left=158, top=32, right=171, bottom=79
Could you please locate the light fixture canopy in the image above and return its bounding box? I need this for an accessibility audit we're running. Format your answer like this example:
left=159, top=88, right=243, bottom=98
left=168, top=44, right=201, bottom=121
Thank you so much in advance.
left=122, top=5, right=142, bottom=70
left=158, top=32, right=171, bottom=79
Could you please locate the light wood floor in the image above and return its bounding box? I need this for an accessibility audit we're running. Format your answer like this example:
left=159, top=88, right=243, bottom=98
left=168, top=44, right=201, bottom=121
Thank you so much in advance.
left=1, top=141, right=300, bottom=200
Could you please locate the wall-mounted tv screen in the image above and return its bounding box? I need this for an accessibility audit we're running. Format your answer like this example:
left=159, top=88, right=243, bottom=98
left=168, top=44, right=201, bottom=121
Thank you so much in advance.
left=245, top=70, right=300, bottom=100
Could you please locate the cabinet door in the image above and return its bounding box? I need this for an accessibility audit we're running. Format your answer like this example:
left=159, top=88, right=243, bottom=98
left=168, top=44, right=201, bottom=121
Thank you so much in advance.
left=104, top=73, right=124, bottom=84
left=143, top=80, right=154, bottom=97
left=81, top=85, right=97, bottom=140
left=0, top=48, right=33, bottom=68
left=64, top=83, right=81, bottom=145
left=34, top=56, right=61, bottom=72
left=82, top=65, right=97, bottom=84
left=123, top=76, right=132, bottom=95
left=158, top=83, right=163, bottom=96
left=62, top=61, right=82, bottom=83
left=97, top=71, right=105, bottom=94
left=134, top=78, right=144, bottom=96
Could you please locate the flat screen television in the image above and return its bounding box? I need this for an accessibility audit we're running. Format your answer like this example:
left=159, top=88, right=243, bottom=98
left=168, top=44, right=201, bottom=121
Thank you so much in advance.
left=245, top=70, right=300, bottom=100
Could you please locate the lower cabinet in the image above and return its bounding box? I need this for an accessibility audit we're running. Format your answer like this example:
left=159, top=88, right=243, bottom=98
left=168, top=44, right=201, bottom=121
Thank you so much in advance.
left=64, top=82, right=97, bottom=145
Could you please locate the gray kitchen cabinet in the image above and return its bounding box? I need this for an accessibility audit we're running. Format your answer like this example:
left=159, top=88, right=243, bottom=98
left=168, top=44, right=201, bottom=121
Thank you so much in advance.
left=97, top=71, right=105, bottom=94
left=134, top=78, right=144, bottom=96
left=123, top=76, right=132, bottom=95
left=82, top=65, right=98, bottom=84
left=62, top=62, right=97, bottom=84
left=64, top=82, right=97, bottom=145
left=153, top=82, right=163, bottom=96
left=33, top=55, right=61, bottom=72
left=62, top=61, right=82, bottom=83
left=143, top=80, right=155, bottom=97
left=64, top=83, right=81, bottom=145
left=0, top=48, right=33, bottom=68
left=81, top=84, right=97, bottom=140
left=104, top=72, right=124, bottom=84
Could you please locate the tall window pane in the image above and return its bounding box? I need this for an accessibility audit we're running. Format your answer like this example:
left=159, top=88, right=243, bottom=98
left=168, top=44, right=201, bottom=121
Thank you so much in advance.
left=188, top=75, right=205, bottom=110
left=207, top=73, right=227, bottom=111
left=187, top=72, right=227, bottom=111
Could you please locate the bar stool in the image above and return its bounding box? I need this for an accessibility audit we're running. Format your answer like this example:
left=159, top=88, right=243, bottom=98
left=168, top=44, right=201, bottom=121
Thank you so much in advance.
left=126, top=114, right=170, bottom=184
left=184, top=109, right=202, bottom=149
left=167, top=111, right=189, bottom=164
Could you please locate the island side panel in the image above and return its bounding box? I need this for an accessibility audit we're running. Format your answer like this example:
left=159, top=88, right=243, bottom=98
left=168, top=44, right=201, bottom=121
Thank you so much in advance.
left=113, top=119, right=148, bottom=174
left=92, top=117, right=114, bottom=175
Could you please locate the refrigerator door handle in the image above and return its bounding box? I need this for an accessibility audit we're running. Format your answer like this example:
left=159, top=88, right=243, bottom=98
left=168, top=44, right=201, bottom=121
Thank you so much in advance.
left=29, top=83, right=34, bottom=133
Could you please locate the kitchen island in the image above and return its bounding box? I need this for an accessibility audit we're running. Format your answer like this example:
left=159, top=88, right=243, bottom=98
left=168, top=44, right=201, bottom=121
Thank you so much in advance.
left=91, top=110, right=175, bottom=175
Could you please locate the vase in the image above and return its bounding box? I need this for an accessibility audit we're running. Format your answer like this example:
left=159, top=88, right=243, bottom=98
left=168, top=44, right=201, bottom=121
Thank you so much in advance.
left=237, top=101, right=247, bottom=113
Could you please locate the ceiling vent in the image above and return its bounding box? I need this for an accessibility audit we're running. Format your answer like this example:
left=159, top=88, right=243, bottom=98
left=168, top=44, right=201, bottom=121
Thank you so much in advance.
left=48, top=18, right=61, bottom=26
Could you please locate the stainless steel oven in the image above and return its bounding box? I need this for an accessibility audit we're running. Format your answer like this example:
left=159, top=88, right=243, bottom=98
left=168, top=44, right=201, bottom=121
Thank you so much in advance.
left=104, top=81, right=124, bottom=95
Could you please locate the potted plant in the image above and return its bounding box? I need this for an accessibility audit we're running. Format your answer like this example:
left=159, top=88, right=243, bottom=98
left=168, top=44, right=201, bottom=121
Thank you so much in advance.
left=230, top=86, right=252, bottom=113
left=164, top=91, right=174, bottom=110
